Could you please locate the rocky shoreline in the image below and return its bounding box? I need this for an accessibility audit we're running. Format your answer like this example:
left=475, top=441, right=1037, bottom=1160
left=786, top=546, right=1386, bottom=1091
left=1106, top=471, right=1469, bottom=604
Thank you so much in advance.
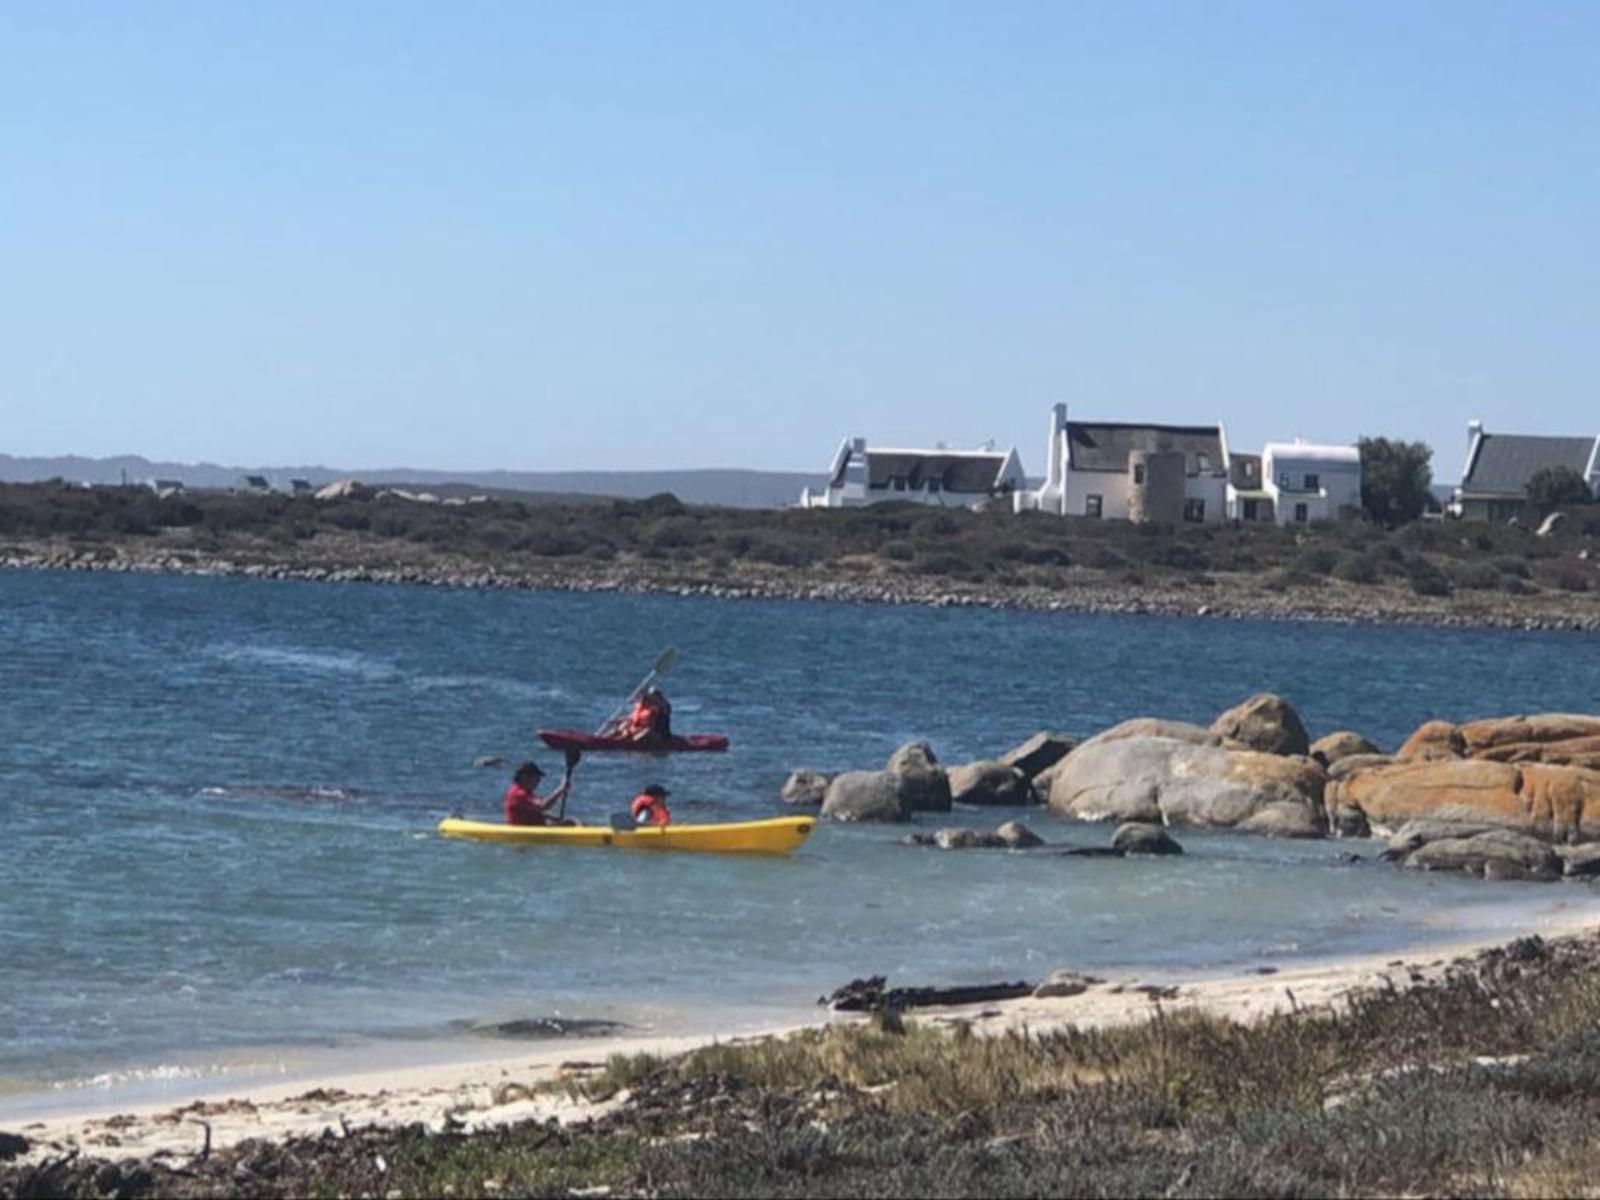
left=785, top=693, right=1600, bottom=888
left=5, top=535, right=1600, bottom=632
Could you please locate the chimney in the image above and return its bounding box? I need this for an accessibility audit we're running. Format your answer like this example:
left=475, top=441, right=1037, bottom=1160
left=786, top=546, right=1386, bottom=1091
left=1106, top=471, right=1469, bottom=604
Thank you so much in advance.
left=1468, top=418, right=1483, bottom=445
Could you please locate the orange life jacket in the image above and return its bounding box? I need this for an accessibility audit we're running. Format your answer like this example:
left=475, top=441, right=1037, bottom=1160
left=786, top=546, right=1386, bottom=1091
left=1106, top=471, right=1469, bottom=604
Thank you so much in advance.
left=630, top=792, right=670, bottom=826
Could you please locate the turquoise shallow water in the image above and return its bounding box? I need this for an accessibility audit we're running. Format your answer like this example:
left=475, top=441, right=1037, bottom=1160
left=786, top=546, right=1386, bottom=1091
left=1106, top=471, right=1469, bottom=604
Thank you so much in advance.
left=3, top=567, right=1599, bottom=1112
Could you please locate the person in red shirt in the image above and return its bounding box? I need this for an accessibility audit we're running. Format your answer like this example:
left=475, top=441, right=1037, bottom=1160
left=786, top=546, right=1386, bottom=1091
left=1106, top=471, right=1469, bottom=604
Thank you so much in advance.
left=629, top=783, right=671, bottom=827
left=503, top=756, right=576, bottom=826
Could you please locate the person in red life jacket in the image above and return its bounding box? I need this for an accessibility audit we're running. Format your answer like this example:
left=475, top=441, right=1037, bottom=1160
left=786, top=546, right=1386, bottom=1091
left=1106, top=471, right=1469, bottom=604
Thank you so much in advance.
left=611, top=686, right=672, bottom=743
left=629, top=783, right=671, bottom=827
left=503, top=753, right=579, bottom=826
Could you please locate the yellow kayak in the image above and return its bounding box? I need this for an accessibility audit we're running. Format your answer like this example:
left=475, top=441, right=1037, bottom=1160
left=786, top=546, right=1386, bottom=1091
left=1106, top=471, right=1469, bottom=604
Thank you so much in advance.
left=436, top=815, right=814, bottom=855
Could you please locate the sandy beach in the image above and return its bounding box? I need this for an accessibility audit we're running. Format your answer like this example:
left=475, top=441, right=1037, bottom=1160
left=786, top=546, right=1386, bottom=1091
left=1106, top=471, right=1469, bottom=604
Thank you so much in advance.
left=14, top=893, right=1600, bottom=1172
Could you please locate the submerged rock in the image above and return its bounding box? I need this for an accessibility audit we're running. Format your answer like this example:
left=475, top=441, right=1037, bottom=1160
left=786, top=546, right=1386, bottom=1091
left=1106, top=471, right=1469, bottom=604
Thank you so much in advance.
left=1331, top=804, right=1372, bottom=839
left=1403, top=830, right=1562, bottom=882
left=1238, top=800, right=1326, bottom=839
left=781, top=770, right=833, bottom=807
left=821, top=771, right=909, bottom=823
left=1033, top=969, right=1102, bottom=999
left=995, top=820, right=1044, bottom=849
left=1111, top=822, right=1183, bottom=856
left=887, top=742, right=952, bottom=813
left=998, top=731, right=1077, bottom=780
left=948, top=760, right=1035, bottom=807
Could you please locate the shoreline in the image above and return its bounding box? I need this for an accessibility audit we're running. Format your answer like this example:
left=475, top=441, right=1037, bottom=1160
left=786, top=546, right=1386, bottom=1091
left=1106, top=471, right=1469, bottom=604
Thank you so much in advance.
left=4, top=540, right=1599, bottom=634
left=14, top=896, right=1600, bottom=1169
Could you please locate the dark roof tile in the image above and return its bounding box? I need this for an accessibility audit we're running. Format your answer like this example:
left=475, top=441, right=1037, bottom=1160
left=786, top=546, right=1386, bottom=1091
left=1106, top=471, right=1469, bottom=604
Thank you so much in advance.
left=1461, top=434, right=1597, bottom=496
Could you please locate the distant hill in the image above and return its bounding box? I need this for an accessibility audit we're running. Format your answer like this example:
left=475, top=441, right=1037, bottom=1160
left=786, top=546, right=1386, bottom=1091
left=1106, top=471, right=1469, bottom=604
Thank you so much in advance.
left=0, top=454, right=828, bottom=509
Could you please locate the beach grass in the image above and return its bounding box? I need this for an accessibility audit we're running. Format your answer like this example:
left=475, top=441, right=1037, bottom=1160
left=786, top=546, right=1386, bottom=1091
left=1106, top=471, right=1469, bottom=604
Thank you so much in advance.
left=12, top=933, right=1600, bottom=1197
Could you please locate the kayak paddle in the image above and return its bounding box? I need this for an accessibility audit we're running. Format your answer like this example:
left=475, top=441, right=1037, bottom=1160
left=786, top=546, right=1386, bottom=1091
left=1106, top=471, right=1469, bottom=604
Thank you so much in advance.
left=596, top=646, right=677, bottom=734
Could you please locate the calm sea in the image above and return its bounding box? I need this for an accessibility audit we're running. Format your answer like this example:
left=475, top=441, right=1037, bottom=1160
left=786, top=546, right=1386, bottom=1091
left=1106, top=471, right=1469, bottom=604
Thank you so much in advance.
left=3, top=567, right=1598, bottom=1113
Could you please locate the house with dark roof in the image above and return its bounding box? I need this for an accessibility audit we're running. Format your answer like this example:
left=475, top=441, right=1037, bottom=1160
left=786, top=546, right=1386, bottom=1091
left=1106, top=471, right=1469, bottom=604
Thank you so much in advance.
left=800, top=437, right=1026, bottom=509
left=1021, top=404, right=1229, bottom=523
left=1453, top=420, right=1600, bottom=522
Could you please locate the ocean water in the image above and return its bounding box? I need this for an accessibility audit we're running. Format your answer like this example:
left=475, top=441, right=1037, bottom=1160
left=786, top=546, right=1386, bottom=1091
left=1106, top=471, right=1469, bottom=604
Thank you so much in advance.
left=3, top=567, right=1599, bottom=1113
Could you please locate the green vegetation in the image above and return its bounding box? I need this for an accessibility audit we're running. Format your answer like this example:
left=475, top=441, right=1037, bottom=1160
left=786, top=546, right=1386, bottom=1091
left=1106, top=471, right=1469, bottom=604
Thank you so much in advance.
left=1357, top=436, right=1435, bottom=528
left=16, top=933, right=1600, bottom=1197
left=1527, top=465, right=1594, bottom=515
left=2, top=481, right=1599, bottom=618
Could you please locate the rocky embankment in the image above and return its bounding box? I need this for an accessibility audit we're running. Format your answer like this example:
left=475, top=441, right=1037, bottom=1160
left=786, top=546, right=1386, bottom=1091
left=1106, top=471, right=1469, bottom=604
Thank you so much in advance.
left=781, top=694, right=1600, bottom=885
left=5, top=534, right=1600, bottom=631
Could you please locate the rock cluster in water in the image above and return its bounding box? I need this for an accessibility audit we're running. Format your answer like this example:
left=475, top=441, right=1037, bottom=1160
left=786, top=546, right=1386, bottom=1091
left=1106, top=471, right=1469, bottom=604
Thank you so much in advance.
left=783, top=694, right=1600, bottom=886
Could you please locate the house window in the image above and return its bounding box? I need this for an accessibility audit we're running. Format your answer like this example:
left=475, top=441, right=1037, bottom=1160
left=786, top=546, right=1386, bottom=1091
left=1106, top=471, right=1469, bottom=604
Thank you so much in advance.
left=1133, top=463, right=1146, bottom=484
left=928, top=478, right=941, bottom=494
left=1085, top=495, right=1103, bottom=518
left=1279, top=472, right=1292, bottom=488
left=1294, top=503, right=1309, bottom=523
left=1243, top=499, right=1259, bottom=521
left=1196, top=453, right=1211, bottom=473
left=1304, top=473, right=1320, bottom=492
left=891, top=477, right=906, bottom=492
left=1243, top=461, right=1255, bottom=480
left=1184, top=498, right=1206, bottom=522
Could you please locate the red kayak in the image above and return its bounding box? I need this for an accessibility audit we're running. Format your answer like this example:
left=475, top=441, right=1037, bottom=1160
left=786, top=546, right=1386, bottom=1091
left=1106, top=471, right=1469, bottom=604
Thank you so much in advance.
left=537, top=729, right=730, bottom=754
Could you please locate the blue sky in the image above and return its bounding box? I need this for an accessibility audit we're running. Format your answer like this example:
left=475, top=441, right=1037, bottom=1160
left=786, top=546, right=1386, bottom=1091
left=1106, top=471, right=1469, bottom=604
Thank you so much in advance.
left=2, top=2, right=1595, bottom=475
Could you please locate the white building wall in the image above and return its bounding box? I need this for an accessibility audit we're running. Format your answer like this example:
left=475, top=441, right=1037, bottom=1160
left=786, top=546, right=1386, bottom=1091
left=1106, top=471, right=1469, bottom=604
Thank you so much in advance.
left=1262, top=446, right=1361, bottom=525
left=1184, top=475, right=1228, bottom=524
left=1064, top=470, right=1133, bottom=519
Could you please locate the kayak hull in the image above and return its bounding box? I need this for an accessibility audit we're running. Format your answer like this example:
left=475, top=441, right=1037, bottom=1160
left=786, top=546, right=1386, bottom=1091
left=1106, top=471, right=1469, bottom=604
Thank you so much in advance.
left=437, top=815, right=812, bottom=855
left=537, top=728, right=730, bottom=754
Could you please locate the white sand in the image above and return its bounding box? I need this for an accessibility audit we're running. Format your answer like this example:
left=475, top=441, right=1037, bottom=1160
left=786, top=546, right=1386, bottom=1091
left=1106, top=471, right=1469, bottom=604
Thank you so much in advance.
left=12, top=900, right=1600, bottom=1169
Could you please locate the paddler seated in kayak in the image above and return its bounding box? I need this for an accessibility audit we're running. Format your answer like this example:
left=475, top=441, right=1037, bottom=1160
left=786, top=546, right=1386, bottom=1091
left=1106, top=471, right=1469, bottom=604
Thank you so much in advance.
left=503, top=752, right=580, bottom=826
left=604, top=685, right=673, bottom=743
left=629, top=783, right=672, bottom=826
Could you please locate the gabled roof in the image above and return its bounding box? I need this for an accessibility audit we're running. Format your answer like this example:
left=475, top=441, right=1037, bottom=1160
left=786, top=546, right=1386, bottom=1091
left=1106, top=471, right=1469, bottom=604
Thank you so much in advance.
left=852, top=448, right=1014, bottom=494
left=1461, top=433, right=1598, bottom=497
left=1066, top=422, right=1225, bottom=475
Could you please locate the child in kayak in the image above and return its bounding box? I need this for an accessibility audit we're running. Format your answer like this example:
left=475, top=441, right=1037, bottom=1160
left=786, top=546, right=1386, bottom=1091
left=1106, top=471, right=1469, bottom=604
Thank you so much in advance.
left=608, top=686, right=672, bottom=743
left=503, top=752, right=580, bottom=826
left=629, top=783, right=672, bottom=826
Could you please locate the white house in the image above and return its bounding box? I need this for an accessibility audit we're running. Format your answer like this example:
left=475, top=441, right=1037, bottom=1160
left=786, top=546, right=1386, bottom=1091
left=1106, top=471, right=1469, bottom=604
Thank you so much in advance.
left=1018, top=403, right=1229, bottom=524
left=1228, top=440, right=1362, bottom=525
left=800, top=437, right=1026, bottom=509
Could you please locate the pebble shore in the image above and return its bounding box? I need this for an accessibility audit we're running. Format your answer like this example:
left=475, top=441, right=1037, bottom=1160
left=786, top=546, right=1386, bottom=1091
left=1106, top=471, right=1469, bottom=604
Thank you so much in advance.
left=5, top=538, right=1600, bottom=633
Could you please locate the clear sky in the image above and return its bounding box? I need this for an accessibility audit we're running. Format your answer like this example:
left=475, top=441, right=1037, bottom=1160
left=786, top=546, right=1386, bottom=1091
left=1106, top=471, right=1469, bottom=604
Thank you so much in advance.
left=2, top=2, right=1596, bottom=476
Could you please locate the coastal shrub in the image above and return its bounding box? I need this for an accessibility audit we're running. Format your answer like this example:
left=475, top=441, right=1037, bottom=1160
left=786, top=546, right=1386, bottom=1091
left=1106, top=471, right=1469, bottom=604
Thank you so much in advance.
left=1405, top=556, right=1452, bottom=597
left=641, top=517, right=705, bottom=550
left=912, top=550, right=969, bottom=576
left=1448, top=561, right=1501, bottom=590
left=519, top=529, right=589, bottom=557
left=1331, top=553, right=1383, bottom=584
left=1501, top=576, right=1538, bottom=595
left=1144, top=540, right=1210, bottom=572
left=1542, top=564, right=1591, bottom=593
left=1495, top=556, right=1533, bottom=579
left=1264, top=568, right=1322, bottom=591
left=746, top=539, right=817, bottom=568
left=1293, top=545, right=1340, bottom=575
left=881, top=539, right=915, bottom=562
left=912, top=513, right=959, bottom=539
left=1088, top=546, right=1127, bottom=570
